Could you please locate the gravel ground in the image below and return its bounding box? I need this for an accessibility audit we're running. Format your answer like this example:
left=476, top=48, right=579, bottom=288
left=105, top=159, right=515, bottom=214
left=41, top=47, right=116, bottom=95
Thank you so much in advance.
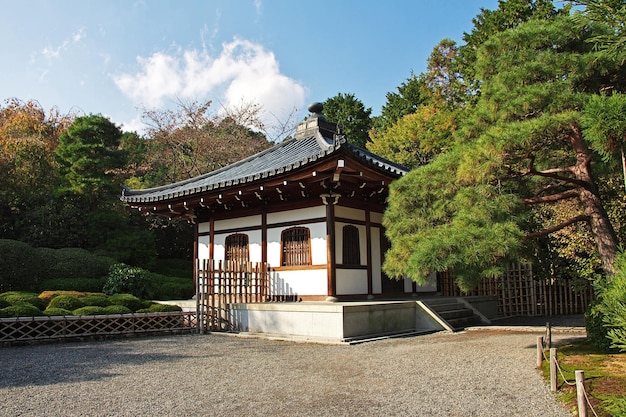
left=0, top=328, right=584, bottom=417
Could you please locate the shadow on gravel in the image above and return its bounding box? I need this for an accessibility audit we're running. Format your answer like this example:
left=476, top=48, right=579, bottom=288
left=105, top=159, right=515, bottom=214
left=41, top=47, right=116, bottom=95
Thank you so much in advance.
left=0, top=336, right=205, bottom=388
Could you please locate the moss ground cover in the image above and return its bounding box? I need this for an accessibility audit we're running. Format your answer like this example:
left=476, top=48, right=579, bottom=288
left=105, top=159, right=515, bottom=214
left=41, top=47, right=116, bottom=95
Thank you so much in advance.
left=542, top=340, right=626, bottom=417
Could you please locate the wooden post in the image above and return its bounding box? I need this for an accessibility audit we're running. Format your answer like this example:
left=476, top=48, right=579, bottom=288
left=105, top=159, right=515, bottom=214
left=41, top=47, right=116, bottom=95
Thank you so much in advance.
left=550, top=348, right=558, bottom=392
left=536, top=336, right=544, bottom=368
left=576, top=370, right=587, bottom=417
left=546, top=322, right=552, bottom=349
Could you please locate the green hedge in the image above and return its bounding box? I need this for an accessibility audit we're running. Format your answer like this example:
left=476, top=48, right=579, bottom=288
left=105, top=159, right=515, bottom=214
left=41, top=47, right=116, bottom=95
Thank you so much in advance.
left=0, top=292, right=46, bottom=310
left=47, top=295, right=84, bottom=311
left=137, top=303, right=183, bottom=313
left=72, top=306, right=108, bottom=316
left=108, top=294, right=145, bottom=312
left=0, top=240, right=44, bottom=292
left=43, top=307, right=72, bottom=316
left=38, top=277, right=106, bottom=293
left=1, top=304, right=43, bottom=317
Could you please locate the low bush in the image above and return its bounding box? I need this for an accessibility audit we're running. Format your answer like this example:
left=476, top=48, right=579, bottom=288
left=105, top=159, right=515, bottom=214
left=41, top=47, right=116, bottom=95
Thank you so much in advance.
left=79, top=295, right=111, bottom=307
left=43, top=307, right=72, bottom=316
left=38, top=290, right=86, bottom=304
left=103, top=305, right=132, bottom=314
left=137, top=303, right=183, bottom=313
left=0, top=239, right=44, bottom=292
left=0, top=298, right=10, bottom=309
left=47, top=294, right=84, bottom=311
left=103, top=264, right=153, bottom=299
left=36, top=247, right=115, bottom=280
left=0, top=291, right=47, bottom=310
left=108, top=294, right=144, bottom=312
left=72, top=306, right=107, bottom=316
left=587, top=251, right=626, bottom=352
left=150, top=274, right=194, bottom=300
left=39, top=278, right=105, bottom=293
left=2, top=303, right=43, bottom=317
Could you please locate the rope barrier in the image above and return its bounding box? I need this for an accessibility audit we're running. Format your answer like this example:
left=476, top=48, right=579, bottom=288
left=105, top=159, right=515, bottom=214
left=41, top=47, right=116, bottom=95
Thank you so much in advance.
left=581, top=381, right=600, bottom=417
left=538, top=337, right=599, bottom=417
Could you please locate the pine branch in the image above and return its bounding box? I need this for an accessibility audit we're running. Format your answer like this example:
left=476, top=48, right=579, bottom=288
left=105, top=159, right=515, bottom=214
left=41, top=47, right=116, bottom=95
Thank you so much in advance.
left=523, top=188, right=580, bottom=205
left=525, top=214, right=590, bottom=240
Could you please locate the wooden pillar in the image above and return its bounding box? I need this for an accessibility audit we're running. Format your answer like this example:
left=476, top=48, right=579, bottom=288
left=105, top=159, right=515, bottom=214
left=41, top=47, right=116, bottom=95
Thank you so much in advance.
left=324, top=194, right=337, bottom=300
left=209, top=216, right=215, bottom=260
left=193, top=221, right=199, bottom=288
left=261, top=210, right=268, bottom=264
left=365, top=207, right=373, bottom=296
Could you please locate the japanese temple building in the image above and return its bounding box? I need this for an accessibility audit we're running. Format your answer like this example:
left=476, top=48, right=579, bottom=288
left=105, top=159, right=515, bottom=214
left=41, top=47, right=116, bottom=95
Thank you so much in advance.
left=121, top=103, right=438, bottom=301
left=120, top=103, right=493, bottom=341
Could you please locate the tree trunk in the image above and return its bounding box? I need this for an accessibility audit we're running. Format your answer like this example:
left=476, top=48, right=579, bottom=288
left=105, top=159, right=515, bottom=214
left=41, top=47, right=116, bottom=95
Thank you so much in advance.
left=571, top=128, right=619, bottom=275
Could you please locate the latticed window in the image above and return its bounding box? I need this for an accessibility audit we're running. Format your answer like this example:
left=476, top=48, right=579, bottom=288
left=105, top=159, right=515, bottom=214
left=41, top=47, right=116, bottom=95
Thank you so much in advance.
left=342, top=225, right=361, bottom=265
left=281, top=227, right=311, bottom=266
left=225, top=233, right=249, bottom=263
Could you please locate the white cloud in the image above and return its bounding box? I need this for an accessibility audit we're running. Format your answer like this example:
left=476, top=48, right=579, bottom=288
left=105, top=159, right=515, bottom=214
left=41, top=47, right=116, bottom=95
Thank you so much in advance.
left=42, top=27, right=86, bottom=60
left=113, top=38, right=306, bottom=135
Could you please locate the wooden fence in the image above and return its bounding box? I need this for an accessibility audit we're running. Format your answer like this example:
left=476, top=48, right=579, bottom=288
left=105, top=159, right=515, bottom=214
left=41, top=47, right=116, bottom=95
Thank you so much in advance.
left=438, top=264, right=594, bottom=317
left=0, top=311, right=197, bottom=345
left=196, top=260, right=269, bottom=332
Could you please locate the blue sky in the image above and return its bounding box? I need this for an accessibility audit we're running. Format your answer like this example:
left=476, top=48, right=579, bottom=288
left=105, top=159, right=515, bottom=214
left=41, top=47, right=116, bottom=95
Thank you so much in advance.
left=0, top=0, right=498, bottom=136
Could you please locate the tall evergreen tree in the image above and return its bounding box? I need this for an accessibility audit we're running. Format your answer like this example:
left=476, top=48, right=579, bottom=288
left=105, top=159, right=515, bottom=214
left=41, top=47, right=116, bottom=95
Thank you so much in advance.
left=384, top=12, right=625, bottom=290
left=323, top=93, right=372, bottom=148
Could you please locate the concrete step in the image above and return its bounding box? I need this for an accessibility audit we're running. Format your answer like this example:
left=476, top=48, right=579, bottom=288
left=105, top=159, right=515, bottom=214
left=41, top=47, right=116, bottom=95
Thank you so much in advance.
left=421, top=298, right=483, bottom=331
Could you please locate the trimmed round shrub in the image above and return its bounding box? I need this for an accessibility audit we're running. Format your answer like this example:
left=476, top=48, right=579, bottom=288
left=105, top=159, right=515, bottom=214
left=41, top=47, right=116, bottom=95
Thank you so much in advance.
left=103, top=305, right=132, bottom=314
left=47, top=294, right=84, bottom=311
left=0, top=298, right=10, bottom=309
left=137, top=303, right=183, bottom=313
left=72, top=306, right=107, bottom=316
left=2, top=303, right=43, bottom=317
left=38, top=290, right=86, bottom=305
left=79, top=295, right=111, bottom=307
left=0, top=292, right=47, bottom=310
left=43, top=307, right=72, bottom=316
left=0, top=239, right=44, bottom=292
left=108, top=294, right=144, bottom=312
left=103, top=264, right=153, bottom=299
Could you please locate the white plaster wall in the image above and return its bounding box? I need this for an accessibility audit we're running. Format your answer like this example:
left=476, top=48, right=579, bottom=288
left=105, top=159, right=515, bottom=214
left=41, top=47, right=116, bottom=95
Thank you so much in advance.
left=335, top=206, right=365, bottom=222
left=267, top=206, right=325, bottom=224
left=370, top=211, right=384, bottom=223
left=214, top=214, right=261, bottom=232
left=198, top=222, right=210, bottom=234
left=197, top=235, right=210, bottom=260
left=371, top=227, right=382, bottom=294
left=336, top=269, right=368, bottom=295
left=269, top=269, right=327, bottom=296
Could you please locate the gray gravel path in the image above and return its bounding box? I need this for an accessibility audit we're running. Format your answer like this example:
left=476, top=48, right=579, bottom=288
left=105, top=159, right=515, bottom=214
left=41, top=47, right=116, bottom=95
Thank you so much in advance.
left=0, top=329, right=583, bottom=417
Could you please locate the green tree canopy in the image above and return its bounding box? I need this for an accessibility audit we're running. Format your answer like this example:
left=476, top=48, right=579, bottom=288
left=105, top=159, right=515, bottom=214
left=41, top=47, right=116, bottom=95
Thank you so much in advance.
left=55, top=114, right=127, bottom=209
left=323, top=93, right=372, bottom=148
left=384, top=11, right=625, bottom=291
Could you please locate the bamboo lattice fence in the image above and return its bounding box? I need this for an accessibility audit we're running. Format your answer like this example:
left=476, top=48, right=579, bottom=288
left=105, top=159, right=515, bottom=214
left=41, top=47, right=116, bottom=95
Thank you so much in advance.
left=0, top=311, right=197, bottom=344
left=438, top=263, right=594, bottom=317
left=195, top=260, right=269, bottom=332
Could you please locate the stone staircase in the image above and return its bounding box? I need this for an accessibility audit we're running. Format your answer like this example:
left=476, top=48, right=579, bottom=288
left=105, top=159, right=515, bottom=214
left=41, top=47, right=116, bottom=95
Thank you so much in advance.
left=419, top=298, right=484, bottom=331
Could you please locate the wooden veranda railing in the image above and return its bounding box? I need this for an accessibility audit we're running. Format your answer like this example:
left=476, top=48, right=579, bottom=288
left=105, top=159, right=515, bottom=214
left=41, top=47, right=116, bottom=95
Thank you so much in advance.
left=195, top=260, right=269, bottom=332
left=438, top=263, right=594, bottom=317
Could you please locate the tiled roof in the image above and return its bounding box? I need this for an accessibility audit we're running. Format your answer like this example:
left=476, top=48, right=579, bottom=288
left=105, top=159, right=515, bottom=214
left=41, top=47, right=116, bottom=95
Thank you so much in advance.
left=121, top=130, right=407, bottom=204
